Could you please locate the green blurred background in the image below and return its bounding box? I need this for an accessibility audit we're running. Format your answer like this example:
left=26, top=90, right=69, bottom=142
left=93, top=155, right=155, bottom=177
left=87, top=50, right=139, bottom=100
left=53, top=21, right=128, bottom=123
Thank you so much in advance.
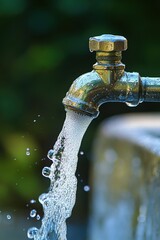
left=0, top=0, right=160, bottom=237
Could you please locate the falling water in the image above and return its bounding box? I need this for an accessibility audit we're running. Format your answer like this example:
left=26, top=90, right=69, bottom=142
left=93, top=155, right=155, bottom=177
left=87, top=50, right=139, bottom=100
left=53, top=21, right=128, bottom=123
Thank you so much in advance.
left=27, top=109, right=93, bottom=240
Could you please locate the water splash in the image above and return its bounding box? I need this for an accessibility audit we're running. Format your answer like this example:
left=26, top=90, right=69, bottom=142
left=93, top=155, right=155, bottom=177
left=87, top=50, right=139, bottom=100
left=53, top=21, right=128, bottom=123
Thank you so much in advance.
left=36, top=214, right=41, bottom=220
left=28, top=110, right=93, bottom=239
left=26, top=148, right=31, bottom=156
left=7, top=214, right=11, bottom=220
left=80, top=151, right=84, bottom=155
left=42, top=167, right=51, bottom=178
left=30, top=209, right=37, bottom=218
left=84, top=185, right=90, bottom=192
left=28, top=227, right=39, bottom=239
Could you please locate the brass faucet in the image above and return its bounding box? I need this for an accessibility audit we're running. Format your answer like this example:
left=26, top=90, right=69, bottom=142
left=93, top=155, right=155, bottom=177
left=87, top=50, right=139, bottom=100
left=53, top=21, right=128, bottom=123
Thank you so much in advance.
left=63, top=34, right=160, bottom=117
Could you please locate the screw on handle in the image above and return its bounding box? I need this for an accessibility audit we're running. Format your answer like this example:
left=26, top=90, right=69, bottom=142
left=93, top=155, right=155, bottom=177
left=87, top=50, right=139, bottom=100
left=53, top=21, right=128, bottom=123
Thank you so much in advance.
left=89, top=34, right=127, bottom=52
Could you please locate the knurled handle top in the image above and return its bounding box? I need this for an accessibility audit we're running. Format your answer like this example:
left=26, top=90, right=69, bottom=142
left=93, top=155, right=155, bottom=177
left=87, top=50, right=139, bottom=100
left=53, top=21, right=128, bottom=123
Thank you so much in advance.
left=89, top=34, right=127, bottom=52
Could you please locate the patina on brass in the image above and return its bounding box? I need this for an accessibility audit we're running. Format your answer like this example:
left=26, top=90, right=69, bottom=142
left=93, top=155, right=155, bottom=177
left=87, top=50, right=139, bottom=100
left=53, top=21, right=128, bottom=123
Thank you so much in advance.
left=89, top=34, right=127, bottom=52
left=63, top=34, right=160, bottom=117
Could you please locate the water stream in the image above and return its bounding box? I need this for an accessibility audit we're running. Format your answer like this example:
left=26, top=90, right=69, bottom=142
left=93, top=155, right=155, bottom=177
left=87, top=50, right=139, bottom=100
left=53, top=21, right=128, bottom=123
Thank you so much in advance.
left=27, top=109, right=93, bottom=240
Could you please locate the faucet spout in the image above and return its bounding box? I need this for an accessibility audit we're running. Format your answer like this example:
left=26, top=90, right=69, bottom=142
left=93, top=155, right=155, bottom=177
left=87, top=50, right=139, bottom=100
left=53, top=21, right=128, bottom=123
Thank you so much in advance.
left=63, top=70, right=142, bottom=117
left=63, top=34, right=160, bottom=117
left=63, top=34, right=128, bottom=117
left=63, top=71, right=104, bottom=117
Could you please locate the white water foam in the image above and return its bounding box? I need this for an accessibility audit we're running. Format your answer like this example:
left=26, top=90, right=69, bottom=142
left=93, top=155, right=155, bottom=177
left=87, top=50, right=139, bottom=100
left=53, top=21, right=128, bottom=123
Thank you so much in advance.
left=27, top=109, right=93, bottom=240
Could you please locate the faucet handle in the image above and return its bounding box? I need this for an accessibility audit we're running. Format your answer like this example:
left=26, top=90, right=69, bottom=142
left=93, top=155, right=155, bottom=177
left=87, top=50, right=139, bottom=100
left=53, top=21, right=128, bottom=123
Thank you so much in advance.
left=89, top=34, right=127, bottom=52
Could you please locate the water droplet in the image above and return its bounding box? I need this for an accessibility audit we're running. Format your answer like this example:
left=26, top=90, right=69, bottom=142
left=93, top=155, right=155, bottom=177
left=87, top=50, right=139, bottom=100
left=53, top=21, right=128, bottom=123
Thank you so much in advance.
left=80, top=151, right=84, bottom=155
left=38, top=193, right=48, bottom=205
left=36, top=214, right=41, bottom=220
left=38, top=114, right=40, bottom=117
left=30, top=209, right=37, bottom=218
left=27, top=227, right=38, bottom=239
left=47, top=149, right=54, bottom=160
left=26, top=148, right=30, bottom=156
left=126, top=101, right=139, bottom=107
left=30, top=199, right=36, bottom=204
left=7, top=214, right=11, bottom=220
left=33, top=119, right=36, bottom=123
left=84, top=185, right=90, bottom=192
left=42, top=167, right=51, bottom=178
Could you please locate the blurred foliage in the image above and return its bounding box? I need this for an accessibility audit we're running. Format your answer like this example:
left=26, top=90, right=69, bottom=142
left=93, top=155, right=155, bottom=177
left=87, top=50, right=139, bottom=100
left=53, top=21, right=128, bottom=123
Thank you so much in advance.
left=0, top=0, right=160, bottom=221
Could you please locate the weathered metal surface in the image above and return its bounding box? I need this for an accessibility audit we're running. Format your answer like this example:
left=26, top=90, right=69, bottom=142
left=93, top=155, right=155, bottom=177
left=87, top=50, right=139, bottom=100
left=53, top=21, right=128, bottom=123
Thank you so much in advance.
left=63, top=34, right=160, bottom=117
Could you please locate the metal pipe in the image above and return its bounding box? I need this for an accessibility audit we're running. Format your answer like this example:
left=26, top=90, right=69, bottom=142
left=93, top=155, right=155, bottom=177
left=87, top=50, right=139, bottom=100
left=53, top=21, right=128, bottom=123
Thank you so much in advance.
left=63, top=34, right=160, bottom=117
left=141, top=77, right=160, bottom=102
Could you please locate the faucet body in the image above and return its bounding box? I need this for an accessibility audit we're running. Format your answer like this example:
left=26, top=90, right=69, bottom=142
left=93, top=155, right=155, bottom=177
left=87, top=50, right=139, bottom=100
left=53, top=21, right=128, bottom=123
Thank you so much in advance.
left=63, top=34, right=160, bottom=117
